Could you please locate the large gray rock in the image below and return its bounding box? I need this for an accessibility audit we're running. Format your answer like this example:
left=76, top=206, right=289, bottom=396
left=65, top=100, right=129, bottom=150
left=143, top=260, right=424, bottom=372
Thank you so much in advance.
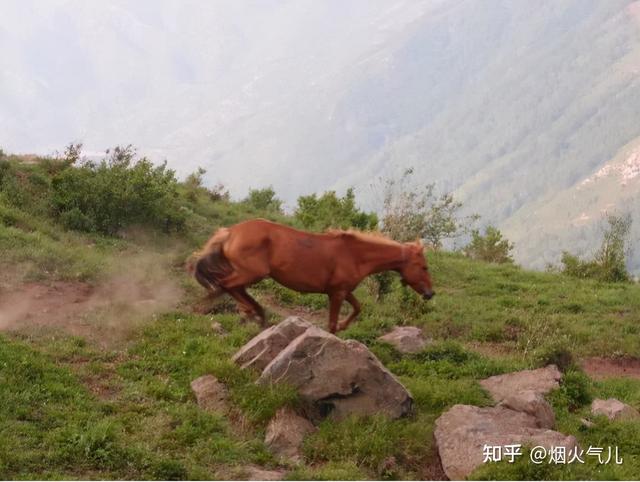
left=500, top=390, right=556, bottom=429
left=190, top=375, right=229, bottom=413
left=591, top=398, right=640, bottom=421
left=258, top=326, right=413, bottom=421
left=265, top=407, right=316, bottom=462
left=435, top=404, right=578, bottom=480
left=232, top=316, right=313, bottom=371
left=480, top=365, right=562, bottom=402
left=378, top=326, right=428, bottom=354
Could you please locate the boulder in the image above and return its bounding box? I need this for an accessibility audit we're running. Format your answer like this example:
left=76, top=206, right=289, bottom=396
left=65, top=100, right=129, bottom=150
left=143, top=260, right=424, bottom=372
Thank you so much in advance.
left=500, top=390, right=555, bottom=429
left=435, top=404, right=578, bottom=480
left=480, top=365, right=562, bottom=402
left=265, top=407, right=316, bottom=462
left=258, top=326, right=413, bottom=421
left=591, top=398, right=640, bottom=421
left=378, top=326, right=428, bottom=354
left=190, top=375, right=229, bottom=412
left=232, top=316, right=314, bottom=371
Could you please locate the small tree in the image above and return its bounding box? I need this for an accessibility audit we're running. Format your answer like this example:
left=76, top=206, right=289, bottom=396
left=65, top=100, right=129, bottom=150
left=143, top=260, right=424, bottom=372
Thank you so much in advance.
left=295, top=188, right=378, bottom=232
left=244, top=186, right=283, bottom=213
left=561, top=213, right=632, bottom=282
left=381, top=168, right=478, bottom=247
left=185, top=167, right=207, bottom=201
left=464, top=226, right=514, bottom=263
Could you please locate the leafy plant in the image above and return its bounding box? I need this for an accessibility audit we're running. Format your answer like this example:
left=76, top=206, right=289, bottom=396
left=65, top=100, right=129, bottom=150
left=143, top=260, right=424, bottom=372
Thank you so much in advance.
left=464, top=225, right=514, bottom=263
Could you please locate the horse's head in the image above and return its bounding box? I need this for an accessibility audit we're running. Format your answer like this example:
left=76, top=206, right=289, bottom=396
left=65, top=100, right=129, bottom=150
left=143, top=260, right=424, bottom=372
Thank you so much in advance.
left=399, top=240, right=435, bottom=300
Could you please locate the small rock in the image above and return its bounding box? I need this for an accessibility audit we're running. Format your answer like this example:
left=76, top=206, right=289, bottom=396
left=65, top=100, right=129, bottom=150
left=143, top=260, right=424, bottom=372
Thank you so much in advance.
left=232, top=316, right=314, bottom=371
left=435, top=404, right=578, bottom=480
left=378, top=326, right=428, bottom=353
left=265, top=407, right=316, bottom=462
left=242, top=465, right=285, bottom=481
left=480, top=365, right=562, bottom=402
left=591, top=398, right=640, bottom=421
left=500, top=390, right=555, bottom=429
left=258, top=326, right=413, bottom=421
left=580, top=418, right=595, bottom=428
left=190, top=375, right=229, bottom=412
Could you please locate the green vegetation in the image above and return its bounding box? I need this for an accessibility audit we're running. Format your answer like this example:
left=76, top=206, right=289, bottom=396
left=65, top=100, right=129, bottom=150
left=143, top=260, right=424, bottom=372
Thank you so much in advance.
left=1, top=149, right=640, bottom=479
left=381, top=168, right=478, bottom=247
left=561, top=213, right=632, bottom=283
left=295, top=188, right=378, bottom=231
left=465, top=226, right=514, bottom=264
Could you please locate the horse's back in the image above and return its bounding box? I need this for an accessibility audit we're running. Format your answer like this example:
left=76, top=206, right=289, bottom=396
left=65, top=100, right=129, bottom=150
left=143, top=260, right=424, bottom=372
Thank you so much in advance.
left=226, top=219, right=347, bottom=292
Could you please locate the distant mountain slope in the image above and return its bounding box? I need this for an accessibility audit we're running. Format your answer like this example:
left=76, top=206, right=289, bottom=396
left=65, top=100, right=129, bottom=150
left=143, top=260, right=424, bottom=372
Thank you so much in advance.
left=2, top=0, right=640, bottom=271
left=502, top=136, right=640, bottom=273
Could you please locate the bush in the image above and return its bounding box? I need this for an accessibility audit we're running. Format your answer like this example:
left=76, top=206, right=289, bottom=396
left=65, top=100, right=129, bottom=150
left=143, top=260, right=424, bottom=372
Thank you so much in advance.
left=561, top=213, right=632, bottom=282
left=52, top=145, right=184, bottom=235
left=295, top=188, right=378, bottom=231
left=244, top=186, right=283, bottom=213
left=380, top=168, right=478, bottom=247
left=464, top=225, right=514, bottom=263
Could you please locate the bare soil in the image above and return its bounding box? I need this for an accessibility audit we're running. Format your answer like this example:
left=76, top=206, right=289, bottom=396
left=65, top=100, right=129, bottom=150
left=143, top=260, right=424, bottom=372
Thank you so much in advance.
left=581, top=356, right=640, bottom=380
left=0, top=277, right=181, bottom=347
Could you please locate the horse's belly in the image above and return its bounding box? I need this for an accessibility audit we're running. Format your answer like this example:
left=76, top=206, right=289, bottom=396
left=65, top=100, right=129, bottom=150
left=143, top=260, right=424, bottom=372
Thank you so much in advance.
left=269, top=268, right=329, bottom=293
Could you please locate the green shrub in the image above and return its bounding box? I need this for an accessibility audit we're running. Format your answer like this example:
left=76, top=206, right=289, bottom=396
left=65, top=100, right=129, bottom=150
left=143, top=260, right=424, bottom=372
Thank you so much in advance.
left=295, top=188, right=377, bottom=231
left=244, top=186, right=283, bottom=213
left=52, top=145, right=184, bottom=235
left=561, top=213, right=631, bottom=282
left=464, top=225, right=514, bottom=263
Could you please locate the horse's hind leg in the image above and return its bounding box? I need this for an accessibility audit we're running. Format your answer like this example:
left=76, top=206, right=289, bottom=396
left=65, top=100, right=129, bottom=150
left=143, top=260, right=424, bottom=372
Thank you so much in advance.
left=337, top=292, right=361, bottom=332
left=227, top=287, right=267, bottom=328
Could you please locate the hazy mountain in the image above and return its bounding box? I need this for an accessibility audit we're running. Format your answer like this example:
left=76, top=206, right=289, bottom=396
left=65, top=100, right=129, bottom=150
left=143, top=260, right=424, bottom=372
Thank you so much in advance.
left=2, top=0, right=640, bottom=270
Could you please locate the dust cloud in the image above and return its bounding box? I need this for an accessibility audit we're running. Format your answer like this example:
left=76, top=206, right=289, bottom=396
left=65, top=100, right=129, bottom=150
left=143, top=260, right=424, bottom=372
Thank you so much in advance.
left=0, top=252, right=184, bottom=346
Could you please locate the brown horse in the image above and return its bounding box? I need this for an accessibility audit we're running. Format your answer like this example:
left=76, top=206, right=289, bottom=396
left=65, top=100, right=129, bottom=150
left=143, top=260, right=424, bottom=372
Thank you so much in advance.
left=189, top=218, right=434, bottom=333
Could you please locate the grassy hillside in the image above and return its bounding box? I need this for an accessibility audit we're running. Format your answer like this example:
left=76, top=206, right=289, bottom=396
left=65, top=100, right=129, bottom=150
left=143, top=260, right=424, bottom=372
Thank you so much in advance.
left=1, top=154, right=640, bottom=480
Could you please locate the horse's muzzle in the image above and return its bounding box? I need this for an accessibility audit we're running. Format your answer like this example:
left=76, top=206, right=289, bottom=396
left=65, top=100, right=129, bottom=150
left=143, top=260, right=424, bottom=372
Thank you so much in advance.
left=423, top=291, right=435, bottom=300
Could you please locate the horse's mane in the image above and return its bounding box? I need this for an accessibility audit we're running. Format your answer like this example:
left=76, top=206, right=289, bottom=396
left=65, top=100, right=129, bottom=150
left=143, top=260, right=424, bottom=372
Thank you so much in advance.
left=326, top=228, right=401, bottom=247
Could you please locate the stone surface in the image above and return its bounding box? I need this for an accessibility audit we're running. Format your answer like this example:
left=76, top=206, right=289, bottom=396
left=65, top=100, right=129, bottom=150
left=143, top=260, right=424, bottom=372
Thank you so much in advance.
left=265, top=407, right=316, bottom=462
left=480, top=365, right=562, bottom=402
left=232, top=316, right=314, bottom=371
left=258, top=326, right=413, bottom=421
left=591, top=398, right=640, bottom=421
left=242, top=466, right=285, bottom=480
left=500, top=390, right=555, bottom=429
left=434, top=404, right=578, bottom=480
left=190, top=374, right=229, bottom=412
left=377, top=326, right=428, bottom=354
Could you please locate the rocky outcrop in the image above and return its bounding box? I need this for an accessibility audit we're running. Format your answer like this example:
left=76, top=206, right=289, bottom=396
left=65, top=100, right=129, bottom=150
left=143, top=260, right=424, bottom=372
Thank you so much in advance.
left=265, top=407, right=316, bottom=462
left=435, top=404, right=578, bottom=480
left=591, top=398, right=640, bottom=421
left=480, top=365, right=562, bottom=402
left=377, top=326, right=428, bottom=354
left=190, top=375, right=229, bottom=413
left=500, top=390, right=555, bottom=429
left=232, top=316, right=314, bottom=371
left=256, top=326, right=413, bottom=421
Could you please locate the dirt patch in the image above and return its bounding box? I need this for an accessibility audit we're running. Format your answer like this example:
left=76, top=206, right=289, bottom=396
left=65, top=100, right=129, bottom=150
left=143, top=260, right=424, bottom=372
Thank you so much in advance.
left=0, top=274, right=182, bottom=347
left=581, top=357, right=640, bottom=380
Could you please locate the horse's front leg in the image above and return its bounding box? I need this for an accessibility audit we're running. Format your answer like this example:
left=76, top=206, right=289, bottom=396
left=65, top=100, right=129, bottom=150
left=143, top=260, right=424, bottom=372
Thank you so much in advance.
left=328, top=291, right=346, bottom=334
left=337, top=292, right=361, bottom=332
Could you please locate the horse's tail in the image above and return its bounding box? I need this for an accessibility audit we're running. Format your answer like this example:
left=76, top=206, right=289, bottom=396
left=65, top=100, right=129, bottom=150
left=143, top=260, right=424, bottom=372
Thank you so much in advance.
left=187, top=228, right=233, bottom=291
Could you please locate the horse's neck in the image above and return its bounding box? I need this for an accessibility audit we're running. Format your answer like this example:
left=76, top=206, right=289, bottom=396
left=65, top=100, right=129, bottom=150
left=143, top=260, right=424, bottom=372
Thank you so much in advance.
left=352, top=240, right=406, bottom=275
